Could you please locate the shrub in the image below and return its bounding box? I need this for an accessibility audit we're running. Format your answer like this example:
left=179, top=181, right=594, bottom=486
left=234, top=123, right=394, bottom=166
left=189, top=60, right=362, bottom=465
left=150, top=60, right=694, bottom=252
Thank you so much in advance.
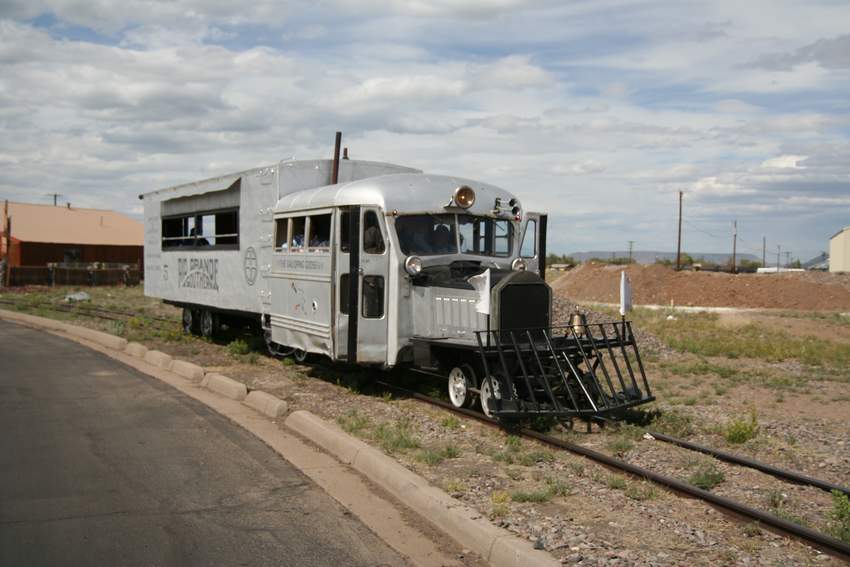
left=724, top=408, right=759, bottom=444
left=606, top=436, right=634, bottom=456
left=828, top=490, right=850, bottom=543
left=651, top=410, right=695, bottom=437
left=688, top=462, right=725, bottom=490
left=227, top=339, right=251, bottom=356
left=416, top=444, right=462, bottom=466
left=510, top=489, right=551, bottom=503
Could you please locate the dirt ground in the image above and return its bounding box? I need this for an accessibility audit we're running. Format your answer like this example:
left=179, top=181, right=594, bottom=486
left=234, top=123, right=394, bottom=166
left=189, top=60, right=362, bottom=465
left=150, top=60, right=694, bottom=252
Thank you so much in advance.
left=2, top=285, right=849, bottom=566
left=551, top=263, right=850, bottom=311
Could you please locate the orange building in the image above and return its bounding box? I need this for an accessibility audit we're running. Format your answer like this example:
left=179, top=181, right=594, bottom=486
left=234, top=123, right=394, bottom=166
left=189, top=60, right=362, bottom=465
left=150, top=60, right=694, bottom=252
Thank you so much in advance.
left=1, top=201, right=143, bottom=268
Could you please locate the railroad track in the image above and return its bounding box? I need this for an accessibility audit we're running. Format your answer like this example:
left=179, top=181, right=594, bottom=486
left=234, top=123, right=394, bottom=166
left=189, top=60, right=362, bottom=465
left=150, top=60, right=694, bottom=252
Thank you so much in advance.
left=0, top=298, right=177, bottom=326
left=376, top=379, right=850, bottom=561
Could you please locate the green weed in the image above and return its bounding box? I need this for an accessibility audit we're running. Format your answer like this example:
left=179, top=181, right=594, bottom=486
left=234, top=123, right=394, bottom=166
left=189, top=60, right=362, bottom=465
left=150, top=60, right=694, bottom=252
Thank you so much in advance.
left=688, top=462, right=725, bottom=490
left=227, top=339, right=251, bottom=356
left=724, top=408, right=759, bottom=444
left=337, top=410, right=370, bottom=434
left=828, top=490, right=850, bottom=543
left=510, top=489, right=551, bottom=503
left=373, top=418, right=420, bottom=453
left=440, top=415, right=461, bottom=429
left=624, top=482, right=658, bottom=501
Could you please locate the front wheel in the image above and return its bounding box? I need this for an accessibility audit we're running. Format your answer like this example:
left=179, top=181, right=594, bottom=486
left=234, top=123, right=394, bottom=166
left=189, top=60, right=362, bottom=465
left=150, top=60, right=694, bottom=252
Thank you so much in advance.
left=480, top=375, right=503, bottom=418
left=447, top=365, right=476, bottom=408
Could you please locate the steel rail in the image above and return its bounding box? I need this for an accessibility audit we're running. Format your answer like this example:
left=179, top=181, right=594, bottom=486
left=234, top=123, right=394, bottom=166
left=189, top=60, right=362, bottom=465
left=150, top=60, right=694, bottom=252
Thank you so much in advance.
left=375, top=380, right=850, bottom=561
left=647, top=430, right=850, bottom=497
left=0, top=299, right=177, bottom=326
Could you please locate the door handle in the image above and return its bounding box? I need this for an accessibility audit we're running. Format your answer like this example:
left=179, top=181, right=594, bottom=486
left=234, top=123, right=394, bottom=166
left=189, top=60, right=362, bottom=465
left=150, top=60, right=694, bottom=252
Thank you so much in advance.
left=357, top=267, right=365, bottom=275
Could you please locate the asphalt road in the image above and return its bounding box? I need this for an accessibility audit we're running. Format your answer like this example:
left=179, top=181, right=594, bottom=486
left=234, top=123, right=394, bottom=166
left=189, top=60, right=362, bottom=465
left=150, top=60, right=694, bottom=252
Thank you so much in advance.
left=0, top=319, right=406, bottom=567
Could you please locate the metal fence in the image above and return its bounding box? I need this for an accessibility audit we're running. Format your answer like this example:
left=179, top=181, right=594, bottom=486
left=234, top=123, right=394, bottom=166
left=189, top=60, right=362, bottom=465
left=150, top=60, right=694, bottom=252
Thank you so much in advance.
left=7, top=266, right=141, bottom=287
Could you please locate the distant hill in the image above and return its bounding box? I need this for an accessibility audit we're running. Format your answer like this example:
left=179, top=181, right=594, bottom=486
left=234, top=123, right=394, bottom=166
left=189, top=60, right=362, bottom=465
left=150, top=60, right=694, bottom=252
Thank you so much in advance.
left=567, top=250, right=759, bottom=265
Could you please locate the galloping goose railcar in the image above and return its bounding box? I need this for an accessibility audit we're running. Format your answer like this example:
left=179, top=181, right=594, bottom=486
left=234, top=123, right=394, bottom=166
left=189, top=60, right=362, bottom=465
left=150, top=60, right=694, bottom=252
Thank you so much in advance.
left=143, top=155, right=653, bottom=420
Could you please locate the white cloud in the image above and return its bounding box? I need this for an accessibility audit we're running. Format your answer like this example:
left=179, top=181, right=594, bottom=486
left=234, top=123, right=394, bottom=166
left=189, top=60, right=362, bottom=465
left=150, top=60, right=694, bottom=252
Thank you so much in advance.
left=0, top=1, right=848, bottom=260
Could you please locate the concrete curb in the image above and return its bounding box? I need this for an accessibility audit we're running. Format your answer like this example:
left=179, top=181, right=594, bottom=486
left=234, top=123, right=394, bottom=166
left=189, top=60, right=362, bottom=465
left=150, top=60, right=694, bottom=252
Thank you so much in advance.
left=244, top=391, right=288, bottom=418
left=285, top=410, right=560, bottom=567
left=202, top=373, right=248, bottom=401
left=124, top=342, right=148, bottom=358
left=170, top=359, right=205, bottom=381
left=66, top=326, right=128, bottom=351
left=144, top=349, right=173, bottom=370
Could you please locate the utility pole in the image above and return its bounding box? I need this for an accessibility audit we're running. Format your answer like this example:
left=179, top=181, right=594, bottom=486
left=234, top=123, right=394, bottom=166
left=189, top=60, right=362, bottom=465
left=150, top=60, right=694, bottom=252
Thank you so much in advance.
left=628, top=241, right=634, bottom=264
left=731, top=220, right=737, bottom=274
left=46, top=193, right=62, bottom=206
left=777, top=245, right=781, bottom=271
left=762, top=236, right=766, bottom=267
left=676, top=191, right=683, bottom=270
left=785, top=251, right=791, bottom=267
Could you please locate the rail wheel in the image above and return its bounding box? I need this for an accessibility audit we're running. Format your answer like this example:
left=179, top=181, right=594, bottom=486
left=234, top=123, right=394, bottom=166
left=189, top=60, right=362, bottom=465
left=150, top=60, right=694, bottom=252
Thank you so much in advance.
left=264, top=329, right=295, bottom=358
left=182, top=307, right=198, bottom=335
left=447, top=364, right=476, bottom=408
left=479, top=375, right=503, bottom=418
left=199, top=310, right=219, bottom=339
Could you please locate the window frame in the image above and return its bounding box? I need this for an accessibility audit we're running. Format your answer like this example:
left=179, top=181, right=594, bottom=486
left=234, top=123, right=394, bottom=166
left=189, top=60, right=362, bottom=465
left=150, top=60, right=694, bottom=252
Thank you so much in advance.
left=520, top=219, right=537, bottom=258
left=274, top=208, right=336, bottom=255
left=161, top=207, right=239, bottom=252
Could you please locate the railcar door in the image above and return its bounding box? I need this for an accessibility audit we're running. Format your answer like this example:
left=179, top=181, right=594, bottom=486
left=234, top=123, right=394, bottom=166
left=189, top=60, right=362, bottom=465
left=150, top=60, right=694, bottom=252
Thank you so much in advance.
left=519, top=213, right=547, bottom=279
left=334, top=206, right=390, bottom=364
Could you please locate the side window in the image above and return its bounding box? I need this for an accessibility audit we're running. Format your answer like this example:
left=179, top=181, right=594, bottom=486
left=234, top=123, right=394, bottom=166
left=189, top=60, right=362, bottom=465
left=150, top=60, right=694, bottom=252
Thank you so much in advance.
left=290, top=217, right=305, bottom=252
left=362, top=275, right=384, bottom=318
left=521, top=219, right=536, bottom=258
left=161, top=209, right=239, bottom=250
left=340, top=210, right=350, bottom=253
left=274, top=218, right=289, bottom=251
left=494, top=219, right=512, bottom=256
left=363, top=211, right=385, bottom=254
left=308, top=214, right=331, bottom=252
left=339, top=274, right=350, bottom=315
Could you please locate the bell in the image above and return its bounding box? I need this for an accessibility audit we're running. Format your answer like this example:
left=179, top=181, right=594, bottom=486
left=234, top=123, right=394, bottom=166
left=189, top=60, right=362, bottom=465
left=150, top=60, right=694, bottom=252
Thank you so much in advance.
left=569, top=311, right=588, bottom=337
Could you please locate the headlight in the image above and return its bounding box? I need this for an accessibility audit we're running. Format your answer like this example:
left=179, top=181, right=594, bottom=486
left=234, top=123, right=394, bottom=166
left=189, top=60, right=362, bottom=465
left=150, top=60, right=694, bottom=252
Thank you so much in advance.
left=404, top=256, right=423, bottom=276
left=454, top=185, right=475, bottom=209
left=511, top=258, right=527, bottom=271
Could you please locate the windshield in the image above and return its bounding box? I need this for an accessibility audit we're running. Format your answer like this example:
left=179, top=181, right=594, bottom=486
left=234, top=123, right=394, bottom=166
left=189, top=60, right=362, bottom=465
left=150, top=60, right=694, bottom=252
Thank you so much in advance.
left=395, top=214, right=513, bottom=257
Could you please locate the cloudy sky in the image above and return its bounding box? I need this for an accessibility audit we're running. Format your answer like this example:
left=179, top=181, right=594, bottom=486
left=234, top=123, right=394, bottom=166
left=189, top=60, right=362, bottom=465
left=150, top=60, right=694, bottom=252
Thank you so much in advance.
left=1, top=1, right=849, bottom=261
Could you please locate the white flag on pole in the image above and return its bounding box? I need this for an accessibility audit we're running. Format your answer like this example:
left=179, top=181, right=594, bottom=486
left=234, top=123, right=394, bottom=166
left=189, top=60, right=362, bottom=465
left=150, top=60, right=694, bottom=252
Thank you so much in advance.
left=619, top=270, right=632, bottom=316
left=468, top=268, right=491, bottom=315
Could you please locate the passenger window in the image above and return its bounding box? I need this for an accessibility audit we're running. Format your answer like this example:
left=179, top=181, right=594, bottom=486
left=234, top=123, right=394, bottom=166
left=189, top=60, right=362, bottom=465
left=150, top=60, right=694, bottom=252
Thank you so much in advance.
left=308, top=214, right=331, bottom=252
left=340, top=211, right=350, bottom=253
left=290, top=217, right=305, bottom=252
left=363, top=211, right=385, bottom=254
left=274, top=218, right=289, bottom=251
left=339, top=274, right=350, bottom=315
left=521, top=220, right=536, bottom=258
left=362, top=275, right=384, bottom=318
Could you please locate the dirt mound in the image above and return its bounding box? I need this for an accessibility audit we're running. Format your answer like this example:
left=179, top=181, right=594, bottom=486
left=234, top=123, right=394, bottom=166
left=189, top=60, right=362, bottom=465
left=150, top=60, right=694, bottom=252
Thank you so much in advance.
left=550, top=263, right=850, bottom=311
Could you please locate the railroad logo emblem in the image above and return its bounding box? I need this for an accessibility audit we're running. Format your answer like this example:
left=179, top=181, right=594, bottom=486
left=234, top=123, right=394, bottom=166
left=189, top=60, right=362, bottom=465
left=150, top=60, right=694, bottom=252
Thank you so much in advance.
left=244, top=247, right=258, bottom=286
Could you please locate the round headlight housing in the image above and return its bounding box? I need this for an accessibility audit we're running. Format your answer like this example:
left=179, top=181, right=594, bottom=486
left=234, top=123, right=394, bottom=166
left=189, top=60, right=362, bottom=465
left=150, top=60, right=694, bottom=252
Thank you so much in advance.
left=404, top=256, right=423, bottom=276
left=454, top=185, right=475, bottom=209
left=511, top=258, right=527, bottom=272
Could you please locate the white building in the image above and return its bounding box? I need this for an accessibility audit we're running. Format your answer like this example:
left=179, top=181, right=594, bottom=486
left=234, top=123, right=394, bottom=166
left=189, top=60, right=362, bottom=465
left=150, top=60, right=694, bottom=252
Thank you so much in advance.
left=829, top=227, right=850, bottom=273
